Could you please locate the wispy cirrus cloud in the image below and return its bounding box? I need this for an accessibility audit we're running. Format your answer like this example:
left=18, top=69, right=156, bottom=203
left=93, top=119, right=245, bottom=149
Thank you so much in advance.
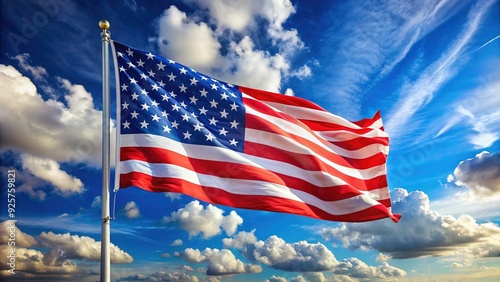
left=385, top=0, right=497, bottom=141
left=313, top=0, right=468, bottom=119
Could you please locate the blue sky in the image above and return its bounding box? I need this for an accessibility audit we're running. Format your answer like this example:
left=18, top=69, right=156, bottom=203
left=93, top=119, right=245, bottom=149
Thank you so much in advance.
left=1, top=0, right=499, bottom=281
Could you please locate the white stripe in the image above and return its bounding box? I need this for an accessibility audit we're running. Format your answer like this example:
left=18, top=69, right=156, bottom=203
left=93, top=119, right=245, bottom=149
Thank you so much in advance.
left=243, top=95, right=362, bottom=130
left=314, top=129, right=387, bottom=142
left=122, top=134, right=387, bottom=185
left=121, top=159, right=386, bottom=215
left=246, top=105, right=389, bottom=158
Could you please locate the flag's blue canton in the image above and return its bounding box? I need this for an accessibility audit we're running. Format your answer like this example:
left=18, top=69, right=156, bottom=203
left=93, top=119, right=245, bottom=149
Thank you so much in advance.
left=114, top=42, right=245, bottom=152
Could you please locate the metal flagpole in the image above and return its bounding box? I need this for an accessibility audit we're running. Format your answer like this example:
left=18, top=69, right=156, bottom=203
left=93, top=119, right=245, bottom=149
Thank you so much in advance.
left=99, top=19, right=111, bottom=282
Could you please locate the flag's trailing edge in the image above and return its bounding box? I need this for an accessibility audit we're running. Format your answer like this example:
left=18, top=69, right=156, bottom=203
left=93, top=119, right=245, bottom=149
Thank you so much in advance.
left=111, top=40, right=401, bottom=223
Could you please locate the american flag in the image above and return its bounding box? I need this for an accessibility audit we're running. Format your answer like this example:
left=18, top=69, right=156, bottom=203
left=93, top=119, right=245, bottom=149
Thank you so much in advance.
left=112, top=41, right=400, bottom=223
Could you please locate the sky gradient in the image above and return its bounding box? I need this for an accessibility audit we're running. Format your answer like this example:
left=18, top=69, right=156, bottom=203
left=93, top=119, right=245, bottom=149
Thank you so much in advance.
left=1, top=0, right=499, bottom=281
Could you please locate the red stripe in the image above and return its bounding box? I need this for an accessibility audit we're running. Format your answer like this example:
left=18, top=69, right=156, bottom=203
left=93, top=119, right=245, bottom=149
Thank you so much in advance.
left=121, top=146, right=388, bottom=201
left=351, top=111, right=381, bottom=128
left=330, top=136, right=389, bottom=150
left=120, top=171, right=399, bottom=222
left=245, top=142, right=388, bottom=170
left=239, top=85, right=327, bottom=111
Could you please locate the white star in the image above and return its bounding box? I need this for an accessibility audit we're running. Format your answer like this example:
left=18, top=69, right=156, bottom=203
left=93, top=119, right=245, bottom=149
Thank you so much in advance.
left=161, top=94, right=169, bottom=101
left=209, top=99, right=218, bottom=108
left=189, top=96, right=198, bottom=104
left=181, top=113, right=190, bottom=121
left=167, top=72, right=176, bottom=81
left=151, top=100, right=159, bottom=107
left=140, top=73, right=148, bottom=80
left=193, top=123, right=203, bottom=131
left=140, top=120, right=149, bottom=128
left=199, top=107, right=208, bottom=115
left=122, top=120, right=130, bottom=129
left=121, top=84, right=128, bottom=91
left=183, top=131, right=192, bottom=140
left=210, top=83, right=218, bottom=90
left=126, top=48, right=133, bottom=56
left=170, top=91, right=177, bottom=98
left=190, top=77, right=198, bottom=85
left=158, top=80, right=166, bottom=87
left=220, top=109, right=228, bottom=118
left=168, top=59, right=176, bottom=64
left=122, top=101, right=129, bottom=109
left=208, top=117, right=218, bottom=125
left=200, top=75, right=208, bottom=80
left=199, top=88, right=208, bottom=97
left=161, top=110, right=169, bottom=117
left=148, top=70, right=156, bottom=77
left=220, top=92, right=229, bottom=100
left=230, top=102, right=239, bottom=111
left=117, top=52, right=124, bottom=57
left=171, top=120, right=179, bottom=128
left=131, top=111, right=139, bottom=119
left=190, top=112, right=198, bottom=118
left=180, top=101, right=187, bottom=108
left=131, top=92, right=139, bottom=100
left=141, top=89, right=149, bottom=95
left=230, top=120, right=239, bottom=128
left=179, top=84, right=187, bottom=93
left=119, top=66, right=126, bottom=72
left=221, top=84, right=227, bottom=90
left=229, top=138, right=238, bottom=146
left=205, top=133, right=215, bottom=141
left=127, top=61, right=135, bottom=68
left=157, top=61, right=166, bottom=70
left=151, top=84, right=160, bottom=91
left=141, top=103, right=150, bottom=111
left=172, top=104, right=180, bottom=111
left=219, top=127, right=228, bottom=136
left=136, top=59, right=145, bottom=67
left=151, top=114, right=160, bottom=122
left=163, top=125, right=171, bottom=133
left=230, top=92, right=237, bottom=98
left=179, top=67, right=187, bottom=74
left=129, top=77, right=137, bottom=84
left=146, top=52, right=154, bottom=60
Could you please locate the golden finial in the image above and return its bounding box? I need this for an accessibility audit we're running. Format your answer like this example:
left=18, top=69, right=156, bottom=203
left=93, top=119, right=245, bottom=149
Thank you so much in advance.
left=99, top=20, right=110, bottom=31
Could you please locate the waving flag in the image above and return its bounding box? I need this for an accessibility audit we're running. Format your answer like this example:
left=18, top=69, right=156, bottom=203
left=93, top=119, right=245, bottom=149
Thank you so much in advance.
left=112, top=41, right=400, bottom=223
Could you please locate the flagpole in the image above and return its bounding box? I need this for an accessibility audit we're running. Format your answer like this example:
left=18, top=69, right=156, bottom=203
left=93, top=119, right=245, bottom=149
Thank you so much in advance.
left=99, top=19, right=111, bottom=282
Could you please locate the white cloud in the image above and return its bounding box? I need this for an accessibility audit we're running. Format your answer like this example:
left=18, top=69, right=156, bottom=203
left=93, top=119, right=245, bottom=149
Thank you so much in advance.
left=123, top=201, right=141, bottom=218
left=0, top=220, right=37, bottom=247
left=0, top=63, right=114, bottom=167
left=37, top=231, right=133, bottom=263
left=165, top=192, right=182, bottom=201
left=334, top=258, right=406, bottom=278
left=157, top=6, right=223, bottom=71
left=162, top=200, right=243, bottom=239
left=375, top=253, right=392, bottom=262
left=320, top=188, right=500, bottom=260
left=181, top=247, right=262, bottom=276
left=451, top=151, right=500, bottom=198
left=21, top=154, right=84, bottom=196
left=12, top=53, right=48, bottom=81
left=171, top=239, right=183, bottom=246
left=265, top=275, right=287, bottom=282
left=91, top=196, right=102, bottom=208
left=117, top=271, right=199, bottom=281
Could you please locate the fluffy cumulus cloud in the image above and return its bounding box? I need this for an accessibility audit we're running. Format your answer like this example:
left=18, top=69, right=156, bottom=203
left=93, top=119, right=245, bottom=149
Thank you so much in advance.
left=163, top=200, right=243, bottom=239
left=171, top=239, right=184, bottom=246
left=117, top=271, right=199, bottom=281
left=0, top=63, right=110, bottom=167
left=334, top=258, right=406, bottom=279
left=224, top=231, right=338, bottom=272
left=449, top=151, right=500, bottom=198
left=320, top=188, right=500, bottom=260
left=21, top=154, right=84, bottom=196
left=123, top=201, right=141, bottom=218
left=155, top=1, right=308, bottom=93
left=0, top=221, right=131, bottom=279
left=37, top=231, right=133, bottom=263
left=181, top=247, right=262, bottom=276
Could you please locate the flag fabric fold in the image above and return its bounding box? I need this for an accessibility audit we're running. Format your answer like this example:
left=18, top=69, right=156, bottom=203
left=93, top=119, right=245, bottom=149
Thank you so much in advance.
left=111, top=41, right=400, bottom=223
